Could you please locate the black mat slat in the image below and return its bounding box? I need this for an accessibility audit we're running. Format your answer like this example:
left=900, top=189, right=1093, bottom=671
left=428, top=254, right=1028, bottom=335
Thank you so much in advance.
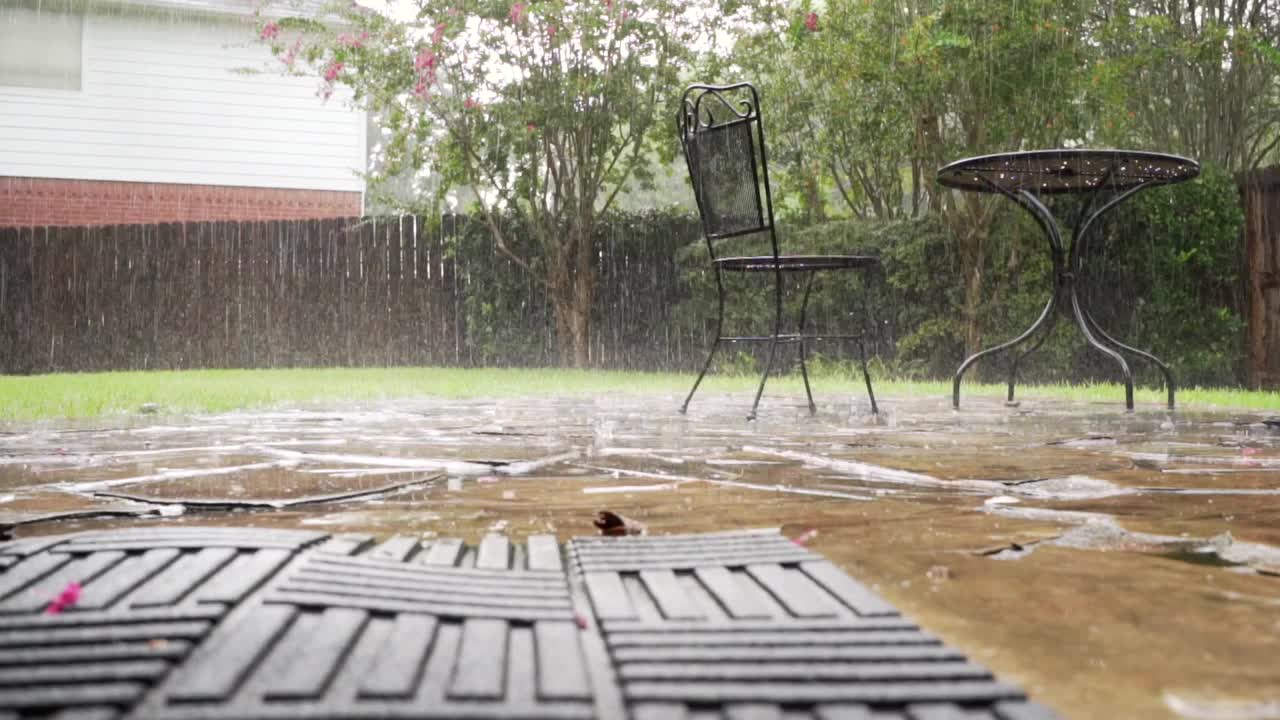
left=165, top=603, right=297, bottom=702
left=527, top=533, right=563, bottom=571
left=0, top=552, right=72, bottom=602
left=366, top=535, right=419, bottom=562
left=190, top=548, right=292, bottom=603
left=126, top=547, right=237, bottom=607
left=356, top=614, right=437, bottom=698
left=0, top=527, right=1058, bottom=719
left=48, top=707, right=120, bottom=720
left=0, top=639, right=193, bottom=665
left=0, top=659, right=169, bottom=686
left=74, top=549, right=181, bottom=610
left=419, top=537, right=465, bottom=565
left=317, top=533, right=375, bottom=556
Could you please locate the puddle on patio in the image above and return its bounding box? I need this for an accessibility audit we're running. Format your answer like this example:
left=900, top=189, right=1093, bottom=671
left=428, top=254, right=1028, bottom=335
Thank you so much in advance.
left=2, top=391, right=1279, bottom=719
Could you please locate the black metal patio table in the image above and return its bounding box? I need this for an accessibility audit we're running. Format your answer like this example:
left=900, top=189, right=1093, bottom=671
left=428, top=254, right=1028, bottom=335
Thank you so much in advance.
left=937, top=149, right=1200, bottom=411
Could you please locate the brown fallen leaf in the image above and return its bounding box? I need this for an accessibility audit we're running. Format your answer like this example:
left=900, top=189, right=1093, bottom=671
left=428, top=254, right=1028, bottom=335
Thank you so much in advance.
left=594, top=510, right=647, bottom=536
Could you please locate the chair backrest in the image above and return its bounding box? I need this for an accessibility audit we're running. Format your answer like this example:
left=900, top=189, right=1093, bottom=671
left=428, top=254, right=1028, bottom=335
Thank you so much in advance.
left=678, top=83, right=778, bottom=259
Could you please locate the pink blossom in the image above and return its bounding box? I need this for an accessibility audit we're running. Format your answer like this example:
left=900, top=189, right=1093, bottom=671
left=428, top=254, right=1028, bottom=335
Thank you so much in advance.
left=414, top=78, right=430, bottom=99
left=323, top=60, right=344, bottom=82
left=526, top=122, right=537, bottom=132
left=803, top=11, right=819, bottom=31
left=45, top=582, right=81, bottom=615
left=432, top=21, right=447, bottom=44
left=259, top=21, right=280, bottom=40
left=463, top=97, right=479, bottom=110
left=509, top=2, right=526, bottom=24
left=338, top=31, right=368, bottom=48
left=282, top=36, right=302, bottom=67
left=415, top=48, right=436, bottom=70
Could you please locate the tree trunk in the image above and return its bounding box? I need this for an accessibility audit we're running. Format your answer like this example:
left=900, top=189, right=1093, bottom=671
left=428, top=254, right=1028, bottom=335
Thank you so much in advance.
left=571, top=217, right=594, bottom=368
left=548, top=219, right=595, bottom=369
left=957, top=222, right=988, bottom=368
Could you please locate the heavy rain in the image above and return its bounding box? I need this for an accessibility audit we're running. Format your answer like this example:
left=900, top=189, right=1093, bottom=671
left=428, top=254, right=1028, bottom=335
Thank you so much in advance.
left=2, top=0, right=1280, bottom=719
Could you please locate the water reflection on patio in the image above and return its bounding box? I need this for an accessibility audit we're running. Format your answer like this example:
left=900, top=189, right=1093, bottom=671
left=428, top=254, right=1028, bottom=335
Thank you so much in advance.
left=2, top=391, right=1279, bottom=719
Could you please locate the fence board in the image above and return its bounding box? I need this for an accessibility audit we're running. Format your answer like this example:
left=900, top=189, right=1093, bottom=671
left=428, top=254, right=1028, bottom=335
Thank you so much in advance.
left=0, top=215, right=714, bottom=374
left=1243, top=166, right=1280, bottom=389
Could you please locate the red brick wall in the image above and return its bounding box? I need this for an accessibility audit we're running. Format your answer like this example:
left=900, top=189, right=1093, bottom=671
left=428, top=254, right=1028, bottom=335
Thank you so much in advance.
left=0, top=177, right=363, bottom=227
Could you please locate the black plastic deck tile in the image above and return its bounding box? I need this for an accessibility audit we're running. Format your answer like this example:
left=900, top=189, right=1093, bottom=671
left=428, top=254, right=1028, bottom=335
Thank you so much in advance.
left=568, top=530, right=1059, bottom=719
left=130, top=533, right=599, bottom=719
left=0, top=527, right=1058, bottom=719
left=0, top=528, right=326, bottom=719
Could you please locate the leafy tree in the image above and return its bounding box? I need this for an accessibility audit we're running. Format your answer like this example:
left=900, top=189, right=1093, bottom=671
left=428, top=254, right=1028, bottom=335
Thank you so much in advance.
left=255, top=0, right=719, bottom=366
left=1090, top=0, right=1280, bottom=174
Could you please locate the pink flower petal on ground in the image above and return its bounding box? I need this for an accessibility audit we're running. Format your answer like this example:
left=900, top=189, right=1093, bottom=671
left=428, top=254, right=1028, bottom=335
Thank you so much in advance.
left=792, top=528, right=819, bottom=546
left=44, top=581, right=82, bottom=615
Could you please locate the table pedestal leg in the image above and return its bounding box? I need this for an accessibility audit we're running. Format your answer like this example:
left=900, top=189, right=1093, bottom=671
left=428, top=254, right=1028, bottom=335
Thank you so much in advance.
left=1007, top=289, right=1061, bottom=404
left=1069, top=282, right=1135, bottom=410
left=1078, top=302, right=1176, bottom=409
left=952, top=288, right=1060, bottom=409
left=1071, top=183, right=1177, bottom=411
left=953, top=188, right=1065, bottom=410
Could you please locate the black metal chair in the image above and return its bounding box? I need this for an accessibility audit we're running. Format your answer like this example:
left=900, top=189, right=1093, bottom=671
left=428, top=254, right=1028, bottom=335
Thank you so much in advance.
left=677, top=82, right=880, bottom=420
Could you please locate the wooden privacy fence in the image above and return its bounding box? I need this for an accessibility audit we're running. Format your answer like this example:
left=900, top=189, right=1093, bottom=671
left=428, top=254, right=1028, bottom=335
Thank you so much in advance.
left=1243, top=166, right=1280, bottom=389
left=0, top=215, right=706, bottom=374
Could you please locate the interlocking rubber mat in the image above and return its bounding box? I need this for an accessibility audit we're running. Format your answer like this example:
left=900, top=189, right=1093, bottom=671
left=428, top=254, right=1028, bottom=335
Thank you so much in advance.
left=0, top=528, right=1058, bottom=719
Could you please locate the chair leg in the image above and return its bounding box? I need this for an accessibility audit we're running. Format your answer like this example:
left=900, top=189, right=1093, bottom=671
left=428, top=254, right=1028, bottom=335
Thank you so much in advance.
left=797, top=271, right=817, bottom=415
left=750, top=339, right=780, bottom=421
left=857, top=336, right=878, bottom=415
left=680, top=340, right=720, bottom=415
left=682, top=270, right=727, bottom=415
left=858, top=269, right=879, bottom=415
left=749, top=267, right=786, bottom=421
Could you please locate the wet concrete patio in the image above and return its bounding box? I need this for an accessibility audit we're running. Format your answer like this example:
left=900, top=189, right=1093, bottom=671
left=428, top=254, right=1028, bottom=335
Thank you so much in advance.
left=2, top=391, right=1279, bottom=719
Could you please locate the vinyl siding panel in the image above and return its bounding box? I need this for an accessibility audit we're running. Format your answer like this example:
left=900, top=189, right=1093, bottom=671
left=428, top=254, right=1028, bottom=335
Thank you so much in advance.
left=0, top=6, right=365, bottom=192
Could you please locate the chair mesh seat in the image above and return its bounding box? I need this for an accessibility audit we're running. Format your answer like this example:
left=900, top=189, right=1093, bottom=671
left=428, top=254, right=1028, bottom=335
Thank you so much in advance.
left=716, top=254, right=880, bottom=272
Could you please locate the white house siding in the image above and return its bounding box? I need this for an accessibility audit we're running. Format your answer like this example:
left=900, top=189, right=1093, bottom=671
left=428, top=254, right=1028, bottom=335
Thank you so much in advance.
left=0, top=4, right=365, bottom=193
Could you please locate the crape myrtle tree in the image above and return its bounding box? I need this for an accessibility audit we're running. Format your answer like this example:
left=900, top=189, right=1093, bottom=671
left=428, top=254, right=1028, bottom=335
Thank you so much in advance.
left=734, top=2, right=916, bottom=222
left=254, top=0, right=722, bottom=367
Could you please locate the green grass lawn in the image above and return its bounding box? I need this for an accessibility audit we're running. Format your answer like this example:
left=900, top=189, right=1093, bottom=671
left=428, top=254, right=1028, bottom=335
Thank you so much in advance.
left=0, top=367, right=1276, bottom=421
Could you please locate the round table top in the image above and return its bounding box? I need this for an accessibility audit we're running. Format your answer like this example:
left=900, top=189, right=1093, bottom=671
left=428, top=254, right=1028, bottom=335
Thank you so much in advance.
left=936, top=149, right=1200, bottom=195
